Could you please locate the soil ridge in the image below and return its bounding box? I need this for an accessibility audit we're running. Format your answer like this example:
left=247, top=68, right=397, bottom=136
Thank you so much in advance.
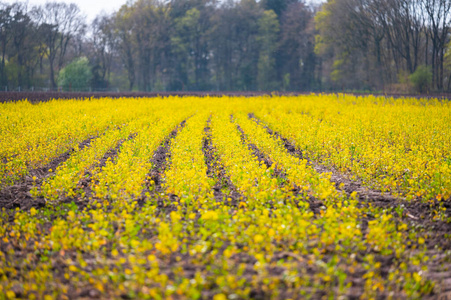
left=139, top=119, right=187, bottom=208
left=202, top=118, right=244, bottom=206
left=0, top=135, right=97, bottom=210
left=234, top=116, right=324, bottom=214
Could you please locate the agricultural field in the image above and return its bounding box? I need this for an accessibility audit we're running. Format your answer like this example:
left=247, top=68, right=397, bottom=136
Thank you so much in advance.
left=0, top=94, right=450, bottom=299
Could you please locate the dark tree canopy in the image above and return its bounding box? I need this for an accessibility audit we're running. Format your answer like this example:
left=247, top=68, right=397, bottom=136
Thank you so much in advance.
left=0, top=0, right=450, bottom=92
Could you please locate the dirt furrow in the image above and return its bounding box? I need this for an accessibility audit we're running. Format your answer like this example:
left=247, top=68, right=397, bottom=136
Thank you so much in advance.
left=203, top=119, right=244, bottom=206
left=139, top=120, right=187, bottom=207
left=0, top=135, right=97, bottom=210
left=247, top=113, right=451, bottom=219
left=234, top=121, right=285, bottom=182
left=248, top=113, right=451, bottom=293
left=77, top=132, right=137, bottom=204
left=247, top=113, right=404, bottom=203
left=234, top=117, right=324, bottom=214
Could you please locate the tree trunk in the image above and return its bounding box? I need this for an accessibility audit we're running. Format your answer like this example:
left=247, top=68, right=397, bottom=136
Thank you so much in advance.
left=439, top=47, right=444, bottom=90
left=49, top=58, right=56, bottom=89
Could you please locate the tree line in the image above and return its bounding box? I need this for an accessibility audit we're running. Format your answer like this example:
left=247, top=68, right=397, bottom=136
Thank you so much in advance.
left=1, top=0, right=450, bottom=92
left=316, top=0, right=451, bottom=92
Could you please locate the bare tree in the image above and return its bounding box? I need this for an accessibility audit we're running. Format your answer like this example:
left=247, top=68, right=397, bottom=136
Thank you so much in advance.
left=32, top=2, right=85, bottom=89
left=91, top=14, right=117, bottom=87
left=422, top=0, right=451, bottom=89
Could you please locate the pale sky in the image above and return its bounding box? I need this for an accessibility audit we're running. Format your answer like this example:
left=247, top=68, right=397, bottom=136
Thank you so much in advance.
left=5, top=0, right=324, bottom=23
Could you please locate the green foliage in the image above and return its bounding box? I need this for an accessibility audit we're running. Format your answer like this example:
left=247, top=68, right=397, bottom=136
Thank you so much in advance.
left=409, top=65, right=432, bottom=93
left=314, top=5, right=333, bottom=56
left=397, top=70, right=410, bottom=85
left=331, top=58, right=344, bottom=82
left=283, top=73, right=290, bottom=90
left=257, top=10, right=279, bottom=90
left=171, top=8, right=201, bottom=88
left=444, top=40, right=451, bottom=77
left=58, top=57, right=92, bottom=91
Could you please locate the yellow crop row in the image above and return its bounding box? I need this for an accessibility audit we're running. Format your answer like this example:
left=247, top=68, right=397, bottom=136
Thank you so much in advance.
left=209, top=111, right=290, bottom=206
left=0, top=95, right=447, bottom=298
left=233, top=112, right=339, bottom=202
left=254, top=95, right=451, bottom=201
left=37, top=124, right=133, bottom=202
left=91, top=109, right=189, bottom=201
left=163, top=113, right=214, bottom=203
left=0, top=98, right=161, bottom=187
left=4, top=95, right=449, bottom=202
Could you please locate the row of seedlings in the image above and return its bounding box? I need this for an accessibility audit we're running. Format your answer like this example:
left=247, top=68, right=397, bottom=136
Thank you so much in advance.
left=162, top=112, right=214, bottom=206
left=91, top=109, right=190, bottom=201
left=209, top=111, right=291, bottom=207
left=0, top=98, right=156, bottom=187
left=253, top=95, right=451, bottom=202
left=35, top=116, right=155, bottom=203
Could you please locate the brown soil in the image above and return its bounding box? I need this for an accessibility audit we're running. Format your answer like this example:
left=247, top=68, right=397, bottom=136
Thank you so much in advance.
left=0, top=135, right=96, bottom=211
left=248, top=113, right=405, bottom=204
left=75, top=133, right=137, bottom=207
left=235, top=117, right=324, bottom=214
left=248, top=113, right=451, bottom=218
left=1, top=109, right=451, bottom=298
left=203, top=119, right=244, bottom=206
left=138, top=120, right=186, bottom=209
left=248, top=113, right=451, bottom=296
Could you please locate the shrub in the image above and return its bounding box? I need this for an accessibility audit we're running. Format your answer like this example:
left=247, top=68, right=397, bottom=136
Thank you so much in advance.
left=409, top=65, right=432, bottom=93
left=58, top=57, right=92, bottom=91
